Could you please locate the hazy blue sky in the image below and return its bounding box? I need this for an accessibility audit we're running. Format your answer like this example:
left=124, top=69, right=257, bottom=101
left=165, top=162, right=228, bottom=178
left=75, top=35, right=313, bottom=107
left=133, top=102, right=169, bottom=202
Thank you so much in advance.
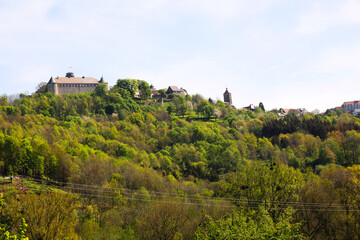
left=1, top=0, right=360, bottom=111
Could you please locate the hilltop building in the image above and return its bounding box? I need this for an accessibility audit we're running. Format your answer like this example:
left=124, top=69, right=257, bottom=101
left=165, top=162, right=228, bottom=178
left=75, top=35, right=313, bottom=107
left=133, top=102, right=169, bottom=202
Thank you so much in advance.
left=278, top=108, right=308, bottom=116
left=243, top=104, right=256, bottom=111
left=223, top=88, right=232, bottom=105
left=150, top=84, right=159, bottom=98
left=166, top=86, right=187, bottom=95
left=45, top=72, right=107, bottom=95
left=342, top=100, right=360, bottom=112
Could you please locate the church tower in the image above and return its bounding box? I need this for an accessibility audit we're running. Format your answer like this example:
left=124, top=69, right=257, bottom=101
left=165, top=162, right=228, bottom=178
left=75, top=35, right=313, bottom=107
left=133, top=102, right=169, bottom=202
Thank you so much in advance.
left=223, top=88, right=232, bottom=105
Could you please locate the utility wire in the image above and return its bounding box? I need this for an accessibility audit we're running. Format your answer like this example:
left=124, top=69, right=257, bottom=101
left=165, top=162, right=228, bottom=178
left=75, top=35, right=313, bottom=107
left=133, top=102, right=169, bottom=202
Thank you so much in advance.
left=22, top=180, right=357, bottom=210
left=21, top=186, right=360, bottom=212
left=24, top=177, right=340, bottom=206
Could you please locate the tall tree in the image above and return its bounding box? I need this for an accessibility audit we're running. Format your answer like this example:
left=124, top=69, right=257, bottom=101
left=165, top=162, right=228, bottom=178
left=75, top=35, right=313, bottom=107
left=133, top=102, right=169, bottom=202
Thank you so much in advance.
left=94, top=83, right=107, bottom=97
left=116, top=79, right=139, bottom=97
left=137, top=80, right=152, bottom=100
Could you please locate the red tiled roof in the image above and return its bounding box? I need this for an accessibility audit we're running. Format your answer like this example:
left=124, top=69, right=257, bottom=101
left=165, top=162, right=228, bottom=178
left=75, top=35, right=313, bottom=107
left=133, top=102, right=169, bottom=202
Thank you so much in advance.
left=54, top=77, right=99, bottom=84
left=342, top=100, right=360, bottom=106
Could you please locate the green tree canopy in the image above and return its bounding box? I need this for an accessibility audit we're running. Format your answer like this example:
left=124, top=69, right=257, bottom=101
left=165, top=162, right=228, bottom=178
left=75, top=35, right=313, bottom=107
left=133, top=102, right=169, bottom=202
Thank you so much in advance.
left=137, top=80, right=152, bottom=99
left=116, top=79, right=139, bottom=97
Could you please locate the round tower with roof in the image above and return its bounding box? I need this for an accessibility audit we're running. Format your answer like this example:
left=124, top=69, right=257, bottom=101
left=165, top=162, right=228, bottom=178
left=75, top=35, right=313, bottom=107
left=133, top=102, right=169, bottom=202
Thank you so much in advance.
left=223, top=88, right=232, bottom=105
left=47, top=76, right=59, bottom=95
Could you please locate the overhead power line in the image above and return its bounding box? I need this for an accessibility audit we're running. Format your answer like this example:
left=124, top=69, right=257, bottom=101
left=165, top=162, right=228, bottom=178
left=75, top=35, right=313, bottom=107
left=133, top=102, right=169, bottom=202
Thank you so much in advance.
left=17, top=178, right=360, bottom=211
left=19, top=186, right=360, bottom=212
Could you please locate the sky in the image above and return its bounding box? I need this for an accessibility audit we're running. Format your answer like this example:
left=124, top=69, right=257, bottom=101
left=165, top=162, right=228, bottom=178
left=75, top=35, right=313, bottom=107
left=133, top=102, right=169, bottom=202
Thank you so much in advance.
left=1, top=0, right=360, bottom=112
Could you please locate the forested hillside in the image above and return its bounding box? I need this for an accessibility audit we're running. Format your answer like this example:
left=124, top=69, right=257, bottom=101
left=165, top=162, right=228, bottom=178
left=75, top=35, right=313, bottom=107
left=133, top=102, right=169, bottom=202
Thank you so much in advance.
left=1, top=80, right=360, bottom=239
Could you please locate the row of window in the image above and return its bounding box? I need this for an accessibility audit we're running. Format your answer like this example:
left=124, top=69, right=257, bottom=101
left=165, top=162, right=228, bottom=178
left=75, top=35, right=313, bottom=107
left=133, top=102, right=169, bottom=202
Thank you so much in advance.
left=345, top=105, right=360, bottom=110
left=60, top=88, right=94, bottom=93
left=58, top=84, right=97, bottom=88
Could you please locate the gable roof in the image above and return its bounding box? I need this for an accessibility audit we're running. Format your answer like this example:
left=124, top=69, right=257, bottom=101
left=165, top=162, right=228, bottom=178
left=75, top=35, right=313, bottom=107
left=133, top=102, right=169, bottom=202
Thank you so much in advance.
left=99, top=76, right=105, bottom=83
left=53, top=76, right=100, bottom=84
left=48, top=77, right=56, bottom=84
left=168, top=86, right=182, bottom=92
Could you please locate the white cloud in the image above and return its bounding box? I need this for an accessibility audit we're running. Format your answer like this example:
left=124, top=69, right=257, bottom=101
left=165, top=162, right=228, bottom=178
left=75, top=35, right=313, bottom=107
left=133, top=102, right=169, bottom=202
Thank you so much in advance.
left=296, top=0, right=360, bottom=35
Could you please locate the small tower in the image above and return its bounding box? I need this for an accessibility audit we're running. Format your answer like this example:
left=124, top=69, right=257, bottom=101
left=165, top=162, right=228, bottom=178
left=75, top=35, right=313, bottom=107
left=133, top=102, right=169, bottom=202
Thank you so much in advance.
left=223, top=88, right=232, bottom=105
left=47, top=76, right=58, bottom=94
left=98, top=76, right=108, bottom=90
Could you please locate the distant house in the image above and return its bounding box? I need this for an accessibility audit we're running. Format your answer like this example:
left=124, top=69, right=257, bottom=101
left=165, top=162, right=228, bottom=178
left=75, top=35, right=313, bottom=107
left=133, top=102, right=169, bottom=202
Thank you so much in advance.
left=278, top=108, right=307, bottom=116
left=150, top=84, right=159, bottom=98
left=45, top=72, right=107, bottom=95
left=243, top=104, right=256, bottom=111
left=166, top=86, right=187, bottom=95
left=349, top=109, right=360, bottom=116
left=342, top=100, right=360, bottom=112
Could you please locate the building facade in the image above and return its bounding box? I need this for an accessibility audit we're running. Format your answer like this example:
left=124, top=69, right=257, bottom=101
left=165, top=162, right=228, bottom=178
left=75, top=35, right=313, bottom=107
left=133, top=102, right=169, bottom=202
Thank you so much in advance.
left=342, top=100, right=360, bottom=112
left=223, top=88, right=232, bottom=105
left=46, top=72, right=107, bottom=95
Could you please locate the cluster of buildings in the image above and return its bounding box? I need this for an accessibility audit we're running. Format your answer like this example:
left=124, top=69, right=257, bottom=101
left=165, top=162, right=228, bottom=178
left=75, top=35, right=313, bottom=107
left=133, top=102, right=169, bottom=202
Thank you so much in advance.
left=39, top=72, right=358, bottom=117
left=326, top=100, right=360, bottom=116
left=340, top=101, right=360, bottom=115
left=222, top=88, right=309, bottom=116
left=327, top=100, right=360, bottom=116
left=39, top=72, right=189, bottom=98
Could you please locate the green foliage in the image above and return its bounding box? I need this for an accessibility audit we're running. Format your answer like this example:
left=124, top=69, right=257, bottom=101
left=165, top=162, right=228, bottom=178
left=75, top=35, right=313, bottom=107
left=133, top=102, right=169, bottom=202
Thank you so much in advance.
left=2, top=192, right=78, bottom=239
left=3, top=89, right=360, bottom=239
left=203, top=104, right=214, bottom=119
left=94, top=83, right=107, bottom=97
left=137, top=80, right=151, bottom=99
left=0, top=194, right=28, bottom=240
left=259, top=102, right=265, bottom=111
left=195, top=208, right=305, bottom=240
left=116, top=79, right=139, bottom=97
left=158, top=89, right=166, bottom=98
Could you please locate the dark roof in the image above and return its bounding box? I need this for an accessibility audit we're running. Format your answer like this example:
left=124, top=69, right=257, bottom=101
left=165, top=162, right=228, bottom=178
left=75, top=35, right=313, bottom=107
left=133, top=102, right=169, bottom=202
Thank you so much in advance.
left=99, top=76, right=105, bottom=83
left=48, top=77, right=56, bottom=84
left=36, top=85, right=47, bottom=93
left=66, top=72, right=75, bottom=78
left=224, top=88, right=230, bottom=94
left=244, top=104, right=256, bottom=110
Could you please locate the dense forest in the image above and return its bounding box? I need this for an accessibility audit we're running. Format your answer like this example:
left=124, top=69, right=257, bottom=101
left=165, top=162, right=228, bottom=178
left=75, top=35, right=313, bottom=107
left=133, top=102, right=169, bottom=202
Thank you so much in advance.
left=1, top=79, right=360, bottom=239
